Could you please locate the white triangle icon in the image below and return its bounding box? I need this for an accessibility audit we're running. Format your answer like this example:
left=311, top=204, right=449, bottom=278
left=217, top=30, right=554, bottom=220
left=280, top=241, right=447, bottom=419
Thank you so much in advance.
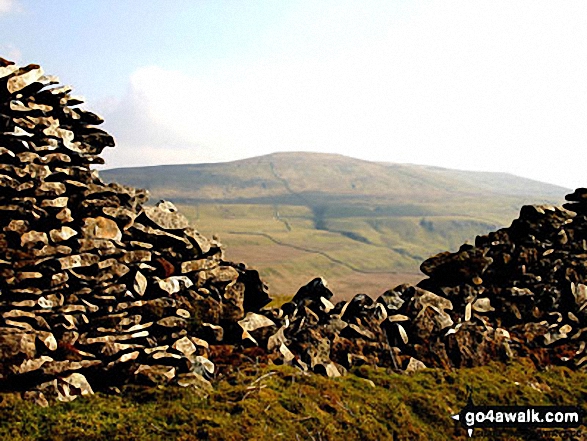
left=468, top=428, right=473, bottom=437
left=451, top=414, right=460, bottom=421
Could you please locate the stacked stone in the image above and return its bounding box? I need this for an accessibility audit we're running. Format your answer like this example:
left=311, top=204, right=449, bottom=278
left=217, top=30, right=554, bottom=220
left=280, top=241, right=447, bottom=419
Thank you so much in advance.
left=0, top=59, right=270, bottom=403
left=395, top=202, right=587, bottom=369
left=260, top=198, right=587, bottom=375
left=246, top=278, right=393, bottom=378
left=564, top=188, right=587, bottom=216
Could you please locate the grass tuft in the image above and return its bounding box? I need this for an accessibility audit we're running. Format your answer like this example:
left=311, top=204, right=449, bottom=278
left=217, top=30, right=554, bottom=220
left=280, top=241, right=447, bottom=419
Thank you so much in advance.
left=2, top=360, right=587, bottom=440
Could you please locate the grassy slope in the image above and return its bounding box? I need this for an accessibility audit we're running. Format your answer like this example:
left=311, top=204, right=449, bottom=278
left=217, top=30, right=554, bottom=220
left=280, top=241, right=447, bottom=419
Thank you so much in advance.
left=2, top=360, right=586, bottom=440
left=178, top=203, right=494, bottom=299
left=101, top=152, right=567, bottom=203
left=101, top=152, right=568, bottom=300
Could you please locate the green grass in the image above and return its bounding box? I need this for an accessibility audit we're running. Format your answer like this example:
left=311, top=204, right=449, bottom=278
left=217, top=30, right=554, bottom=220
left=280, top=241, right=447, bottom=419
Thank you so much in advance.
left=176, top=203, right=504, bottom=299
left=2, top=359, right=586, bottom=440
left=101, top=152, right=568, bottom=205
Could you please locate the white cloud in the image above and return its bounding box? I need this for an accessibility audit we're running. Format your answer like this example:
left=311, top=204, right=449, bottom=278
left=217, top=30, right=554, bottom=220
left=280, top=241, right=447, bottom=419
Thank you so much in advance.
left=103, top=1, right=587, bottom=189
left=0, top=0, right=19, bottom=15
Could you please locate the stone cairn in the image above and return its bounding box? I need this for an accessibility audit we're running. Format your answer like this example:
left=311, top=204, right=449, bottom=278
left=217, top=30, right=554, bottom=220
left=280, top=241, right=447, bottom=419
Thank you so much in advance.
left=1, top=58, right=587, bottom=405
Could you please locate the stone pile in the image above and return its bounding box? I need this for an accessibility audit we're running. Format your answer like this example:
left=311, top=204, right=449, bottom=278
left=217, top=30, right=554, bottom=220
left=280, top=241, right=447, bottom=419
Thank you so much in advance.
left=245, top=278, right=394, bottom=377
left=397, top=201, right=587, bottom=370
left=0, top=58, right=271, bottom=403
left=248, top=196, right=587, bottom=373
left=2, top=58, right=587, bottom=405
left=272, top=199, right=587, bottom=374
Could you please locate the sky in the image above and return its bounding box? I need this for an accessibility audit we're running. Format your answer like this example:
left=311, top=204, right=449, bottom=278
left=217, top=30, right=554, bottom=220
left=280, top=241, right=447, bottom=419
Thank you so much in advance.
left=0, top=0, right=586, bottom=189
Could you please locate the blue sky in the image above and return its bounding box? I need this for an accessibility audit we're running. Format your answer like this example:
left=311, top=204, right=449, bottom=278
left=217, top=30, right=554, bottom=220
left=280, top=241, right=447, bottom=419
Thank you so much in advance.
left=1, top=0, right=586, bottom=189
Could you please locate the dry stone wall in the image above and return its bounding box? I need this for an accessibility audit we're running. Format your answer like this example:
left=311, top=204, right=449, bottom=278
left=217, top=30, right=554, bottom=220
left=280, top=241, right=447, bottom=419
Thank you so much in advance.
left=1, top=58, right=587, bottom=405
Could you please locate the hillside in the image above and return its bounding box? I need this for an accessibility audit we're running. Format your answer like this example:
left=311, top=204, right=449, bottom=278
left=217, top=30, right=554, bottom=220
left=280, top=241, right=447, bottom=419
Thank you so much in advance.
left=101, top=152, right=569, bottom=299
left=3, top=361, right=587, bottom=440
left=101, top=152, right=565, bottom=205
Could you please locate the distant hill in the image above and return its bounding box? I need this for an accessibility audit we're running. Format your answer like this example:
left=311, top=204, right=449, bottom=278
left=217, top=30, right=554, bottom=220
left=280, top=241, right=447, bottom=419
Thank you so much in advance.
left=101, top=152, right=570, bottom=299
left=101, top=151, right=566, bottom=204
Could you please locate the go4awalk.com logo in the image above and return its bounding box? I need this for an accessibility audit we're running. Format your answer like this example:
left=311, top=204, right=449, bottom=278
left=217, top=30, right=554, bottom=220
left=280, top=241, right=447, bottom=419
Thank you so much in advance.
left=451, top=393, right=583, bottom=437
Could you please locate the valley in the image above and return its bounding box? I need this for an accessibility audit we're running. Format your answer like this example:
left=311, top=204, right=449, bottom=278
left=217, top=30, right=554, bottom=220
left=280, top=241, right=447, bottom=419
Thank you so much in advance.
left=102, top=152, right=568, bottom=300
